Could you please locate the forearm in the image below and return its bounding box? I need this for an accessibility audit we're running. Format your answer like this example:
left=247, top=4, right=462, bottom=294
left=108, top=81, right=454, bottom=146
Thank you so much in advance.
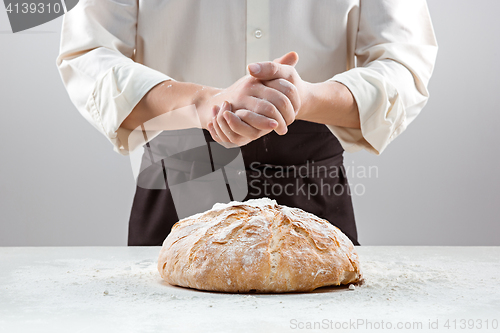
left=120, top=80, right=221, bottom=131
left=297, top=80, right=360, bottom=129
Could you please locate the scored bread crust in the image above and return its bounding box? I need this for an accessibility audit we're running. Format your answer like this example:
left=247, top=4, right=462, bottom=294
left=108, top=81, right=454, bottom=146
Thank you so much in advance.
left=158, top=198, right=362, bottom=293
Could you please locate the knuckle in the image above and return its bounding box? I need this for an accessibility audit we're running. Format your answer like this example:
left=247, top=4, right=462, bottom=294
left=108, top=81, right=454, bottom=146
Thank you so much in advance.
left=235, top=91, right=245, bottom=102
left=254, top=100, right=267, bottom=115
left=278, top=80, right=292, bottom=96
left=261, top=103, right=277, bottom=118
left=242, top=78, right=256, bottom=91
left=277, top=96, right=289, bottom=113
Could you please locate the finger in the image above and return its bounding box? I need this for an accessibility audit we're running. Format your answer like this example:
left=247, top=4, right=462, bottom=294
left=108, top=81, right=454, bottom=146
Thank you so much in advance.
left=253, top=84, right=296, bottom=128
left=207, top=105, right=222, bottom=142
left=213, top=115, right=237, bottom=148
left=260, top=78, right=301, bottom=115
left=273, top=51, right=299, bottom=67
left=247, top=97, right=288, bottom=135
left=244, top=83, right=294, bottom=134
left=248, top=61, right=294, bottom=82
left=233, top=109, right=279, bottom=131
left=223, top=110, right=263, bottom=140
left=217, top=102, right=244, bottom=143
left=207, top=122, right=222, bottom=143
left=234, top=94, right=287, bottom=134
left=212, top=105, right=231, bottom=143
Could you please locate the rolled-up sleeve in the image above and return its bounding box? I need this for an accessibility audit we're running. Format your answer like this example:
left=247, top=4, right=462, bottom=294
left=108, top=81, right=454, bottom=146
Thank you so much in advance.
left=56, top=0, right=172, bottom=155
left=327, top=0, right=438, bottom=155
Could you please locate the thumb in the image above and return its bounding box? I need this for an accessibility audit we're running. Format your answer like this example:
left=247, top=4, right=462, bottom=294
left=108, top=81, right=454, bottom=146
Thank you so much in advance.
left=273, top=51, right=299, bottom=67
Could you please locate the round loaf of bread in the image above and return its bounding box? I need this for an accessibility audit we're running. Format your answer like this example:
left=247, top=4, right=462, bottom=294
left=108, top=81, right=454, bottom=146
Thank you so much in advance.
left=158, top=198, right=362, bottom=293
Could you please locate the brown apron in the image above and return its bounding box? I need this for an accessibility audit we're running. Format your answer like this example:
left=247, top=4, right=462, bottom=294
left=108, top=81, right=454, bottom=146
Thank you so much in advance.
left=128, top=120, right=358, bottom=246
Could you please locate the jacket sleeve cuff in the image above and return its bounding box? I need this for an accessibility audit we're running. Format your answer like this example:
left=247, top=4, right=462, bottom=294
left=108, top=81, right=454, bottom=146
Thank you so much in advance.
left=326, top=67, right=407, bottom=155
left=86, top=62, right=173, bottom=155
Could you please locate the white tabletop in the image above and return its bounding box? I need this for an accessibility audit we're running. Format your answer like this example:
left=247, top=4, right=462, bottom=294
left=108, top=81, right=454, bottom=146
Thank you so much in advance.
left=1, top=246, right=499, bottom=333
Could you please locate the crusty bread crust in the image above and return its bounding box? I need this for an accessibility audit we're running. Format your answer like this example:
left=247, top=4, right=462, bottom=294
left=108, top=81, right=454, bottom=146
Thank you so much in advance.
left=158, top=198, right=362, bottom=293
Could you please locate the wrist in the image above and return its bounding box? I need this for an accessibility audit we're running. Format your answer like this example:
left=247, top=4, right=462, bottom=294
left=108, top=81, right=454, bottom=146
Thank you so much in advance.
left=296, top=81, right=319, bottom=121
left=296, top=80, right=360, bottom=129
left=193, top=86, right=223, bottom=129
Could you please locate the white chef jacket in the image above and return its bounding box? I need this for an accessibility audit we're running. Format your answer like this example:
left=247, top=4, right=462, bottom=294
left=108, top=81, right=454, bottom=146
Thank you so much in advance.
left=56, top=0, right=437, bottom=156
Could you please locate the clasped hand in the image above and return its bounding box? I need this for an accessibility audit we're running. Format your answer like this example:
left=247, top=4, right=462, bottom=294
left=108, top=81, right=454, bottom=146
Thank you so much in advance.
left=206, top=51, right=310, bottom=147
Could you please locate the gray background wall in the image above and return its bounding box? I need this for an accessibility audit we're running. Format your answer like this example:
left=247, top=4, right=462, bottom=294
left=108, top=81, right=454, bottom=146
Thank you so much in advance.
left=1, top=0, right=498, bottom=246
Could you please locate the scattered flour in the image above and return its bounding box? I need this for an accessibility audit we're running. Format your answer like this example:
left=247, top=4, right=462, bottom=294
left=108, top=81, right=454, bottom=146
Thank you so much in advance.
left=1, top=247, right=499, bottom=333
